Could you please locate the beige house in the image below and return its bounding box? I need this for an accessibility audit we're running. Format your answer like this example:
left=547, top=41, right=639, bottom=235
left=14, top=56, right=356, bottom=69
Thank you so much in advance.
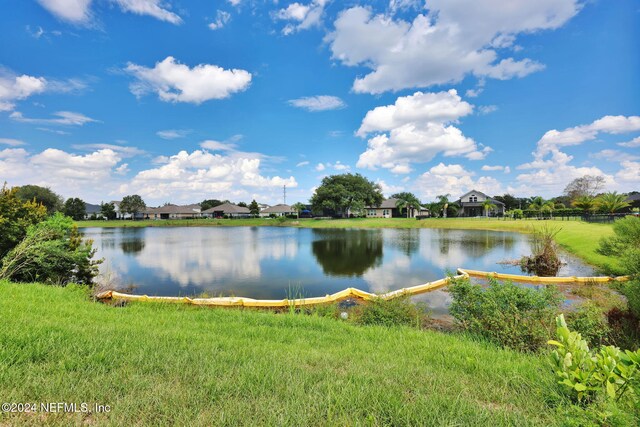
left=145, top=204, right=202, bottom=220
left=365, top=198, right=425, bottom=218
left=259, top=204, right=295, bottom=217
left=202, top=202, right=251, bottom=218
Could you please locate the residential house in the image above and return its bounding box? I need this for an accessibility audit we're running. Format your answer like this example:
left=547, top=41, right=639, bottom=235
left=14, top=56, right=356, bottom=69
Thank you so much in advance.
left=145, top=204, right=201, bottom=220
left=202, top=202, right=251, bottom=218
left=111, top=200, right=146, bottom=220
left=626, top=193, right=640, bottom=211
left=259, top=204, right=295, bottom=217
left=84, top=202, right=102, bottom=219
left=456, top=190, right=505, bottom=217
left=365, top=198, right=424, bottom=218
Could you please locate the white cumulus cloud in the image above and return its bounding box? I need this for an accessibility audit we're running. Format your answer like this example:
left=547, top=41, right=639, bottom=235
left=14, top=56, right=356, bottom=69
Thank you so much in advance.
left=0, top=71, right=47, bottom=111
left=122, top=149, right=297, bottom=203
left=275, top=0, right=328, bottom=35
left=355, top=90, right=488, bottom=173
left=414, top=163, right=504, bottom=201
left=326, top=1, right=581, bottom=94
left=537, top=115, right=640, bottom=155
left=125, top=56, right=252, bottom=104
left=0, top=147, right=126, bottom=201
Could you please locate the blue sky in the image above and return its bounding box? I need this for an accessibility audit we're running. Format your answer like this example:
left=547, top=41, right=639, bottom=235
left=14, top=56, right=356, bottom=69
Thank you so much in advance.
left=0, top=0, right=638, bottom=206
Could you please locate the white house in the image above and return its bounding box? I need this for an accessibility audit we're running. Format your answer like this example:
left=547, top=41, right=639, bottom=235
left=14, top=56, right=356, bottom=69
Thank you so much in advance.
left=457, top=190, right=505, bottom=217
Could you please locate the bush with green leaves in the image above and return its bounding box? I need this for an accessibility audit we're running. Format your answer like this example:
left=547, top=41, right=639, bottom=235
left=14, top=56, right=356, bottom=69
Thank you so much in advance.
left=353, top=295, right=425, bottom=328
left=597, top=216, right=640, bottom=277
left=549, top=314, right=640, bottom=407
left=449, top=277, right=562, bottom=352
left=0, top=184, right=47, bottom=260
left=566, top=302, right=611, bottom=347
left=0, top=213, right=102, bottom=285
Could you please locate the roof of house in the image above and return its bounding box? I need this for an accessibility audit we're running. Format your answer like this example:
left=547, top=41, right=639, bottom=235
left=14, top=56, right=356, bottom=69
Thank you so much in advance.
left=146, top=204, right=201, bottom=215
left=202, top=202, right=250, bottom=214
left=366, top=198, right=426, bottom=209
left=261, top=204, right=294, bottom=213
left=626, top=193, right=640, bottom=202
left=85, top=203, right=101, bottom=214
left=458, top=190, right=505, bottom=205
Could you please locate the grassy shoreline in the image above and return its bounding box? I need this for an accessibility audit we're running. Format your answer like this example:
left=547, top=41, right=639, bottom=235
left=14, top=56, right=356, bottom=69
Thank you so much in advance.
left=77, top=217, right=622, bottom=274
left=0, top=280, right=605, bottom=426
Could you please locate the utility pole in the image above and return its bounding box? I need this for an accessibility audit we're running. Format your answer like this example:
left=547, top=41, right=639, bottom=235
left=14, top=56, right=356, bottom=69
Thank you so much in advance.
left=283, top=185, right=286, bottom=205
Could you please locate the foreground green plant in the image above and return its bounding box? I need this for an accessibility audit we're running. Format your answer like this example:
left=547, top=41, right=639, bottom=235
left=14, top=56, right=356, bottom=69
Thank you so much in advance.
left=449, top=277, right=561, bottom=352
left=549, top=314, right=640, bottom=405
left=0, top=213, right=101, bottom=285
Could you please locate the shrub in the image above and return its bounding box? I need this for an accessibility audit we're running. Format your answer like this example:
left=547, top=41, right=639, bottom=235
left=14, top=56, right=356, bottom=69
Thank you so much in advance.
left=548, top=314, right=640, bottom=405
left=449, top=277, right=562, bottom=352
left=566, top=302, right=611, bottom=347
left=0, top=213, right=102, bottom=285
left=597, top=216, right=640, bottom=277
left=0, top=184, right=47, bottom=260
left=353, top=295, right=424, bottom=328
left=606, top=307, right=640, bottom=351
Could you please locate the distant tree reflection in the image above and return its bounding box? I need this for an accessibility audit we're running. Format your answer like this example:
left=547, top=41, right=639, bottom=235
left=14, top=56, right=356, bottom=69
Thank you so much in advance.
left=311, top=229, right=383, bottom=277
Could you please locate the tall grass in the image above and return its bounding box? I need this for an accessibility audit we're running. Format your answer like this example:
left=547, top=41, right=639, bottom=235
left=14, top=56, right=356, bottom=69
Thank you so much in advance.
left=520, top=224, right=562, bottom=276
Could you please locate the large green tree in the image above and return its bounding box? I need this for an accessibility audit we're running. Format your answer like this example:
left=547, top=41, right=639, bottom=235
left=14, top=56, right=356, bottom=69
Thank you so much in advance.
left=0, top=184, right=47, bottom=260
left=15, top=185, right=64, bottom=215
left=391, top=192, right=422, bottom=218
left=119, top=195, right=146, bottom=219
left=100, top=202, right=117, bottom=220
left=64, top=197, right=87, bottom=221
left=311, top=174, right=383, bottom=218
left=249, top=200, right=260, bottom=216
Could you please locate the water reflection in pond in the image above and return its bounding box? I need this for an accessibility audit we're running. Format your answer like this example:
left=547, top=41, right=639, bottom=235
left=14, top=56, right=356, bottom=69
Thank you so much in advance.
left=83, top=227, right=595, bottom=314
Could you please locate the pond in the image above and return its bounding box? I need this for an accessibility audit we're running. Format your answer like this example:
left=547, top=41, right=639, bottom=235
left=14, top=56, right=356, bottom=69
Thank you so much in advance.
left=83, top=226, right=594, bottom=314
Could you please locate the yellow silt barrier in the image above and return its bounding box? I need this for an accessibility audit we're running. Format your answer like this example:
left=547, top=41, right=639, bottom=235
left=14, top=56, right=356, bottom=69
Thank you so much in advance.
left=95, top=269, right=631, bottom=308
left=457, top=268, right=631, bottom=284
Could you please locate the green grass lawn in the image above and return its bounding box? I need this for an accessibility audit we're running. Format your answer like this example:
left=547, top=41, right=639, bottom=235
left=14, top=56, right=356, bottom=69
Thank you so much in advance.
left=0, top=281, right=605, bottom=426
left=77, top=217, right=622, bottom=274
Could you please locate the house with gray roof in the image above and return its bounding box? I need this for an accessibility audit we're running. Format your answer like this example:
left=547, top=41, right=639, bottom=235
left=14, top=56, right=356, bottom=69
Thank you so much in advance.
left=202, top=202, right=251, bottom=218
left=145, top=204, right=201, bottom=220
left=365, top=198, right=426, bottom=218
left=259, top=204, right=295, bottom=217
left=456, top=190, right=505, bottom=217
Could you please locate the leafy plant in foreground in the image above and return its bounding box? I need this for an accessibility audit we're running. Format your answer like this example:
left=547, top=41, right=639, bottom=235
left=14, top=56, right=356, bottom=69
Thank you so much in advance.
left=549, top=314, right=640, bottom=404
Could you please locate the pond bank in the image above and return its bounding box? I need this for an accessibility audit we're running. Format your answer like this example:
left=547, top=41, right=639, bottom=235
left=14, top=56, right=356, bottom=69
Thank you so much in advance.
left=77, top=218, right=622, bottom=275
